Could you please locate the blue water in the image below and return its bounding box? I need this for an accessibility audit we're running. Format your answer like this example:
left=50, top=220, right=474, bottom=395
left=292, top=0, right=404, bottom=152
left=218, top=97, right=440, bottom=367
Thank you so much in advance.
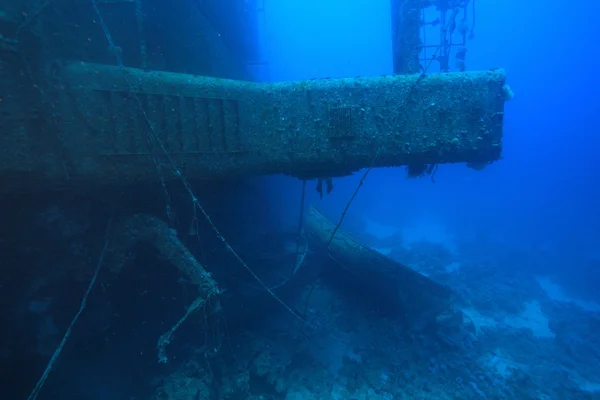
left=263, top=0, right=600, bottom=300
left=6, top=1, right=600, bottom=399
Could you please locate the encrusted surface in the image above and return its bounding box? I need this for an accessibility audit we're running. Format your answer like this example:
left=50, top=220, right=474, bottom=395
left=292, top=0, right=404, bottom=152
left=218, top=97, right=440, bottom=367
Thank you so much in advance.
left=1, top=61, right=506, bottom=191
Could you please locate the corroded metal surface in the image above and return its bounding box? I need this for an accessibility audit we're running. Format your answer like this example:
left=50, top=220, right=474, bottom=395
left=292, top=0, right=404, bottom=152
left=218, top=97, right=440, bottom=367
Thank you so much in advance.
left=1, top=61, right=506, bottom=192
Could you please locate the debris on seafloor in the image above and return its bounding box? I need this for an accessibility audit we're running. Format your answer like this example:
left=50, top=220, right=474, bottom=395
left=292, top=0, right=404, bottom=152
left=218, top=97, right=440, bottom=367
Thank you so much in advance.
left=106, top=214, right=221, bottom=363
left=304, top=205, right=457, bottom=330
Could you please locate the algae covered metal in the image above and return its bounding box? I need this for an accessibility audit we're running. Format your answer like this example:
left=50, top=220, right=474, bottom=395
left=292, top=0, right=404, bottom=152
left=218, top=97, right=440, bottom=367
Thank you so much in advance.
left=1, top=60, right=506, bottom=192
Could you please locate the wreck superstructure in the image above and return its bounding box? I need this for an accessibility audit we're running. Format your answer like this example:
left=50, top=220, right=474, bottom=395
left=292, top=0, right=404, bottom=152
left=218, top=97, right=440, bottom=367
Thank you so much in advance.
left=0, top=0, right=505, bottom=193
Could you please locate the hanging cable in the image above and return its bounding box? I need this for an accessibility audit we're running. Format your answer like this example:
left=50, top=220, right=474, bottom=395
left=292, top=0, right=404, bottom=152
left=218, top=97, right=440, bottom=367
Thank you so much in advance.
left=326, top=18, right=454, bottom=247
left=26, top=218, right=113, bottom=400
left=89, top=0, right=310, bottom=328
left=326, top=158, right=377, bottom=248
left=291, top=180, right=307, bottom=277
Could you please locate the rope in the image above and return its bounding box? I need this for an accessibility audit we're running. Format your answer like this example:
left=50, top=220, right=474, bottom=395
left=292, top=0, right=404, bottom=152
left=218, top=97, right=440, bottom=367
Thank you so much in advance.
left=157, top=294, right=213, bottom=363
left=326, top=20, right=453, bottom=247
left=15, top=0, right=50, bottom=41
left=326, top=155, right=377, bottom=247
left=26, top=218, right=112, bottom=400
left=90, top=0, right=309, bottom=327
left=291, top=180, right=307, bottom=276
left=300, top=9, right=458, bottom=326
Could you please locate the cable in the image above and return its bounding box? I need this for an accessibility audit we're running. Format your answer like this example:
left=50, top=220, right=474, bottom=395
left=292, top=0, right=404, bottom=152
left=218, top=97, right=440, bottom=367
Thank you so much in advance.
left=291, top=180, right=307, bottom=277
left=90, top=0, right=309, bottom=326
left=326, top=17, right=453, bottom=246
left=26, top=218, right=112, bottom=400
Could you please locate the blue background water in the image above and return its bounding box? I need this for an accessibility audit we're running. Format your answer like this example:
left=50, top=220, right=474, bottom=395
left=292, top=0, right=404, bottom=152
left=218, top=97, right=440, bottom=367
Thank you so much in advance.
left=259, top=0, right=600, bottom=301
left=6, top=1, right=600, bottom=398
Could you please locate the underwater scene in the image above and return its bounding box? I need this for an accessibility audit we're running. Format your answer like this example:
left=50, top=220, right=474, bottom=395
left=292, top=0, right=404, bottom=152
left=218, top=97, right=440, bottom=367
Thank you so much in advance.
left=1, top=0, right=599, bottom=399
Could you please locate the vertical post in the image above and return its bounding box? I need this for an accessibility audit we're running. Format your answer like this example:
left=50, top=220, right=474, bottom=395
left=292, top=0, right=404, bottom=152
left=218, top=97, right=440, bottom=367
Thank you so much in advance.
left=391, top=0, right=422, bottom=74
